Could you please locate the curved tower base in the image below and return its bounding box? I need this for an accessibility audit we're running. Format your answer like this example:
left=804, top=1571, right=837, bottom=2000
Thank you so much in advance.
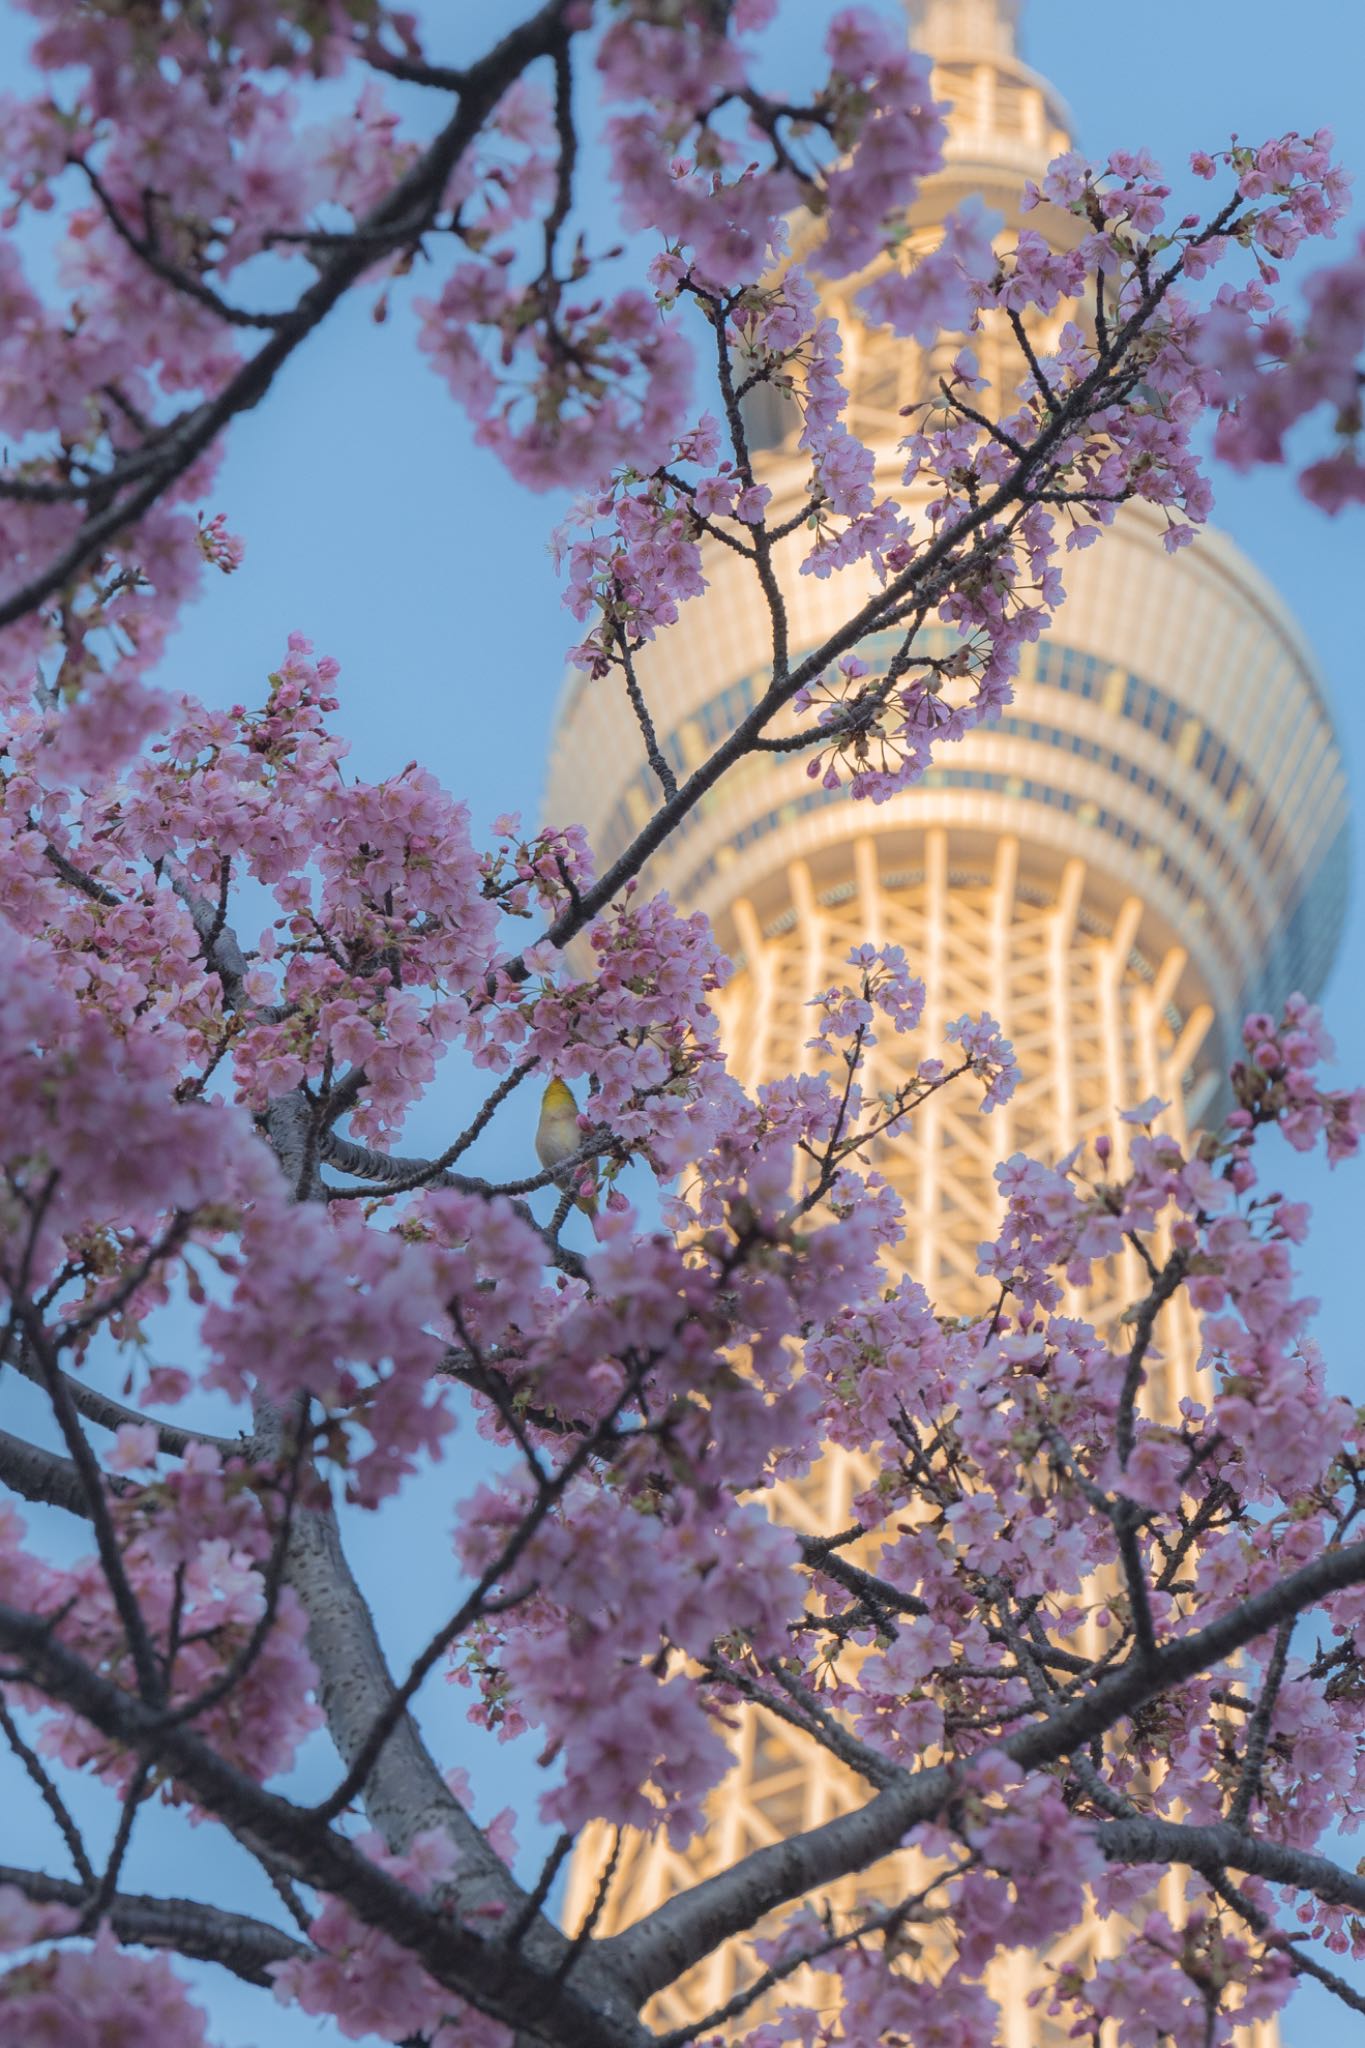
left=562, top=829, right=1250, bottom=2042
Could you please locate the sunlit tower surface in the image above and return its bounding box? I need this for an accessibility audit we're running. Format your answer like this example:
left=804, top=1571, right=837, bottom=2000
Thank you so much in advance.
left=546, top=0, right=1350, bottom=2034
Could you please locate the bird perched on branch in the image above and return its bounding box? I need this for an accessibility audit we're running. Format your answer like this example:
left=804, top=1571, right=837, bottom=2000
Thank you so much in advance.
left=535, top=1077, right=597, bottom=1217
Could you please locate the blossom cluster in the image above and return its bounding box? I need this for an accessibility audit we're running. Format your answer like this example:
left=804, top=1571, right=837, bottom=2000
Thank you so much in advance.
left=0, top=8, right=1363, bottom=2048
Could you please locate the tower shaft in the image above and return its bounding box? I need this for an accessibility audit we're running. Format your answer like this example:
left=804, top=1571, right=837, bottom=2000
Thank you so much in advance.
left=548, top=9, right=1347, bottom=2037
left=561, top=835, right=1221, bottom=2039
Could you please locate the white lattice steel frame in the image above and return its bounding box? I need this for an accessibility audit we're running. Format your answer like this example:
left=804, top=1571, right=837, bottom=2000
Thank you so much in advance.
left=550, top=4, right=1347, bottom=2038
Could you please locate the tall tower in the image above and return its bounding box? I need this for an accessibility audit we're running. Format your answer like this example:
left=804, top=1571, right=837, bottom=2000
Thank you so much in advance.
left=546, top=2, right=1350, bottom=2035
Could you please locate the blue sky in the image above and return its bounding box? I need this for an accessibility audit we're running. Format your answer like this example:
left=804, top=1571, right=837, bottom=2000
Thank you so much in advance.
left=2, top=3, right=1363, bottom=2042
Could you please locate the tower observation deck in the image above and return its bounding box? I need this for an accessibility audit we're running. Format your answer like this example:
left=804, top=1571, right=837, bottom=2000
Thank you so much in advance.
left=547, top=1, right=1350, bottom=2035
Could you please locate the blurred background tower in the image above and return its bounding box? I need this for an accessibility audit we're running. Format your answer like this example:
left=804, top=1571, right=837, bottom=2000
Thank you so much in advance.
left=547, top=0, right=1349, bottom=2034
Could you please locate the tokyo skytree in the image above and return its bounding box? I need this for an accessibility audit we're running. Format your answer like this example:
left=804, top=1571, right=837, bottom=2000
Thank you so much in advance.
left=544, top=1, right=1350, bottom=2034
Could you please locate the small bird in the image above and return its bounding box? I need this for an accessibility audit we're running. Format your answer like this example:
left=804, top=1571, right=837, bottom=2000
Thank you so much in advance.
left=535, top=1077, right=597, bottom=1217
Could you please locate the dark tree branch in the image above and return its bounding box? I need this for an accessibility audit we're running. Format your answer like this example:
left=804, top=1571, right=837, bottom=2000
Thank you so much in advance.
left=0, top=1863, right=311, bottom=1989
left=0, top=1603, right=648, bottom=2047
left=15, top=1317, right=164, bottom=1705
left=78, top=161, right=288, bottom=330
left=1227, top=1618, right=1293, bottom=1828
left=616, top=628, right=678, bottom=798
left=0, top=1427, right=111, bottom=1520
left=606, top=1531, right=1365, bottom=2000
left=322, top=1058, right=539, bottom=1200
left=0, top=1, right=575, bottom=634
left=1094, top=1815, right=1365, bottom=1916
left=0, top=1700, right=95, bottom=1887
left=308, top=1387, right=627, bottom=1828
left=1208, top=1865, right=1365, bottom=2019
left=43, top=840, right=123, bottom=906
left=531, top=229, right=1214, bottom=963
left=5, top=1337, right=240, bottom=1461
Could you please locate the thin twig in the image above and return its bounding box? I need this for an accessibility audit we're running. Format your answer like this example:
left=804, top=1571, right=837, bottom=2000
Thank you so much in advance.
left=0, top=1695, right=95, bottom=1886
left=1227, top=1618, right=1293, bottom=1828
left=555, top=1828, right=621, bottom=1981
left=17, top=1315, right=165, bottom=1705
left=501, top=1831, right=574, bottom=1951
left=616, top=627, right=677, bottom=798
left=77, top=1757, right=153, bottom=1933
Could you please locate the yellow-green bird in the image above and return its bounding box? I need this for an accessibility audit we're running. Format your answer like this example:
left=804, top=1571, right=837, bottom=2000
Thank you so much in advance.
left=535, top=1077, right=597, bottom=1217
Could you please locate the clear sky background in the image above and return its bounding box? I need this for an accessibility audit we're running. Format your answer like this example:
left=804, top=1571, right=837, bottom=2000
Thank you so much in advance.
left=2, top=3, right=1363, bottom=2043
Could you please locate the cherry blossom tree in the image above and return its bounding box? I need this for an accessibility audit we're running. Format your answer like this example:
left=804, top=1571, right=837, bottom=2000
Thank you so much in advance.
left=1, top=5, right=1363, bottom=2046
